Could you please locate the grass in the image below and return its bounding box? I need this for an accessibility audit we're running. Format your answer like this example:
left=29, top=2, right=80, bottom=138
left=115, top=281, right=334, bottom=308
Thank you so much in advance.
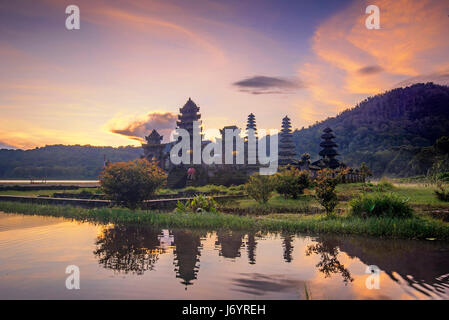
left=0, top=201, right=448, bottom=240
left=0, top=187, right=101, bottom=197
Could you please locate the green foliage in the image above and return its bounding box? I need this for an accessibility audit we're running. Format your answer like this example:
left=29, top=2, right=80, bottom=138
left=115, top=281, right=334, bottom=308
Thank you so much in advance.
left=359, top=162, right=372, bottom=179
left=2, top=201, right=449, bottom=240
left=291, top=83, right=449, bottom=177
left=275, top=166, right=311, bottom=199
left=374, top=179, right=395, bottom=192
left=0, top=145, right=141, bottom=179
left=99, top=159, right=167, bottom=208
left=434, top=182, right=449, bottom=202
left=350, top=193, right=413, bottom=218
left=176, top=194, right=218, bottom=213
left=245, top=174, right=276, bottom=204
left=314, top=169, right=339, bottom=215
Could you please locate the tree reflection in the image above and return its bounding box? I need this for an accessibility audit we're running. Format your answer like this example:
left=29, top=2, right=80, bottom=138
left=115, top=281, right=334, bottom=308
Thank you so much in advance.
left=94, top=225, right=164, bottom=275
left=306, top=239, right=353, bottom=284
left=172, top=230, right=204, bottom=288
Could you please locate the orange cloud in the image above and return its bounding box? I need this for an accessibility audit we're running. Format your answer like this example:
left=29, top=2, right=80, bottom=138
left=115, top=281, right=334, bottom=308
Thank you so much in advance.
left=299, top=0, right=449, bottom=112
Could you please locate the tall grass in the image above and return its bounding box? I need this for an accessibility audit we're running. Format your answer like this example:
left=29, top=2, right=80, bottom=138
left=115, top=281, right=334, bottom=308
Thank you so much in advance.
left=350, top=192, right=413, bottom=218
left=0, top=201, right=448, bottom=240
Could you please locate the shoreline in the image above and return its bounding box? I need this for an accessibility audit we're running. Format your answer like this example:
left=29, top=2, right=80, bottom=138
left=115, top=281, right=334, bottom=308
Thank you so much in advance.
left=0, top=201, right=448, bottom=240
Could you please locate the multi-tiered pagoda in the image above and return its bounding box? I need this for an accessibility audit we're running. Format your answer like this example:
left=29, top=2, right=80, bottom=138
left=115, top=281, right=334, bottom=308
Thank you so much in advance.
left=245, top=113, right=258, bottom=165
left=278, top=116, right=297, bottom=166
left=176, top=98, right=203, bottom=163
left=312, top=127, right=343, bottom=169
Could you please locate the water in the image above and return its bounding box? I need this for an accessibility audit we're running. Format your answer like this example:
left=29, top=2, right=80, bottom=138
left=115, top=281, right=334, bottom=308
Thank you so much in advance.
left=0, top=212, right=448, bottom=300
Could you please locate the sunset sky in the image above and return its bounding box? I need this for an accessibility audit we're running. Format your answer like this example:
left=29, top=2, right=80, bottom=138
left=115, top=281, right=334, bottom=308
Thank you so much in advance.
left=1, top=0, right=448, bottom=149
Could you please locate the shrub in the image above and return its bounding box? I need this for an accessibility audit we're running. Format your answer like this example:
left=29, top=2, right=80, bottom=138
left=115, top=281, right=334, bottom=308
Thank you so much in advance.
left=435, top=182, right=449, bottom=202
left=374, top=179, right=395, bottom=192
left=245, top=174, right=276, bottom=204
left=176, top=194, right=218, bottom=213
left=314, top=169, right=340, bottom=216
left=99, top=159, right=167, bottom=208
left=275, top=166, right=311, bottom=199
left=350, top=193, right=413, bottom=218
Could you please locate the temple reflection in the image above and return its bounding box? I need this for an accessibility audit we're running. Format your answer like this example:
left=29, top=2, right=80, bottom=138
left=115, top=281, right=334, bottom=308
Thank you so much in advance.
left=172, top=230, right=204, bottom=288
left=282, top=233, right=294, bottom=263
left=92, top=226, right=449, bottom=296
left=215, top=231, right=244, bottom=259
left=246, top=233, right=257, bottom=265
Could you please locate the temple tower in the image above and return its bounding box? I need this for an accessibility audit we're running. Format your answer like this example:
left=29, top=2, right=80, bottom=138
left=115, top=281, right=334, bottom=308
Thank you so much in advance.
left=245, top=113, right=258, bottom=165
left=278, top=116, right=296, bottom=166
left=142, top=129, right=166, bottom=168
left=176, top=98, right=202, bottom=163
left=318, top=127, right=340, bottom=169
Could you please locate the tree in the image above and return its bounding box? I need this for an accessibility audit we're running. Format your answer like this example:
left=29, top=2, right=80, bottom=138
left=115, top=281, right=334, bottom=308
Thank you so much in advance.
left=359, top=162, right=373, bottom=181
left=275, top=165, right=311, bottom=199
left=99, top=159, right=167, bottom=208
left=245, top=174, right=276, bottom=204
left=315, top=169, right=339, bottom=216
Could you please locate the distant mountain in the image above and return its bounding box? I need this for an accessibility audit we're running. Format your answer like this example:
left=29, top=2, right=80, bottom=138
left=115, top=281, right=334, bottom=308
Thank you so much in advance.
left=0, top=145, right=142, bottom=179
left=292, top=83, right=449, bottom=177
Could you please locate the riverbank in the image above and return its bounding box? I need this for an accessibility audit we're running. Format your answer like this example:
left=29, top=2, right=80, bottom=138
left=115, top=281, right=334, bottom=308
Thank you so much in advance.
left=0, top=201, right=448, bottom=240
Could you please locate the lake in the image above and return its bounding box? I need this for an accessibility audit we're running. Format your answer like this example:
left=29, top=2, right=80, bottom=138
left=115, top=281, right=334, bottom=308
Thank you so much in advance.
left=0, top=212, right=448, bottom=299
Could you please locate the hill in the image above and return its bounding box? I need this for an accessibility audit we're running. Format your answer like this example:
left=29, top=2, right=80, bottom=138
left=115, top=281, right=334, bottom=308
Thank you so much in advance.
left=0, top=145, right=142, bottom=179
left=292, top=83, right=449, bottom=177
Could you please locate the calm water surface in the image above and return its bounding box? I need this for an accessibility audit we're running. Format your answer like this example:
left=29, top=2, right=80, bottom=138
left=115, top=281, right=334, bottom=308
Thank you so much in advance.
left=0, top=212, right=448, bottom=299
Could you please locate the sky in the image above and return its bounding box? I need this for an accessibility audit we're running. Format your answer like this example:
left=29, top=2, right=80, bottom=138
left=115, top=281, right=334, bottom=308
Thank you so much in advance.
left=1, top=0, right=448, bottom=149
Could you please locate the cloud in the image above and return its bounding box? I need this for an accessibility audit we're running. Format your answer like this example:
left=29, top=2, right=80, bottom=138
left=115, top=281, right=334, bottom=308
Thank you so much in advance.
left=357, top=65, right=384, bottom=76
left=298, top=0, right=449, bottom=112
left=393, top=69, right=449, bottom=88
left=108, top=112, right=177, bottom=143
left=233, top=75, right=304, bottom=94
left=0, top=141, right=17, bottom=149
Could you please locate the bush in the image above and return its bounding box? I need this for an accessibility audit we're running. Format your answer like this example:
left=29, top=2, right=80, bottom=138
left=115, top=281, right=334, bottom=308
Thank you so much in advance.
left=350, top=193, right=413, bottom=218
left=176, top=194, right=218, bottom=213
left=275, top=166, right=311, bottom=199
left=314, top=169, right=339, bottom=216
left=374, top=179, right=395, bottom=192
left=245, top=174, right=276, bottom=204
left=435, top=182, right=449, bottom=202
left=99, top=159, right=167, bottom=208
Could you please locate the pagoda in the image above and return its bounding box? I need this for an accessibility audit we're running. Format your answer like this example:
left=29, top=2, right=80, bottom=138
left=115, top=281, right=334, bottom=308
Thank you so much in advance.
left=315, top=127, right=342, bottom=169
left=177, top=97, right=202, bottom=135
left=176, top=98, right=203, bottom=162
left=142, top=129, right=166, bottom=168
left=245, top=113, right=258, bottom=165
left=278, top=116, right=296, bottom=166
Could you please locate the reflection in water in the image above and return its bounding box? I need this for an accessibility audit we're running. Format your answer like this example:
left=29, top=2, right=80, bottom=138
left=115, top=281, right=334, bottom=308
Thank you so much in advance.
left=172, top=230, right=204, bottom=288
left=305, top=238, right=354, bottom=284
left=88, top=222, right=449, bottom=298
left=232, top=273, right=306, bottom=297
left=327, top=235, right=449, bottom=297
left=94, top=225, right=164, bottom=275
left=246, top=233, right=257, bottom=265
left=282, top=233, right=294, bottom=263
left=215, top=231, right=244, bottom=259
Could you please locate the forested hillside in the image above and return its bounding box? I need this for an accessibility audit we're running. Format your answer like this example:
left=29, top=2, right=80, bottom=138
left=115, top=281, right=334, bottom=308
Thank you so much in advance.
left=0, top=145, right=142, bottom=179
left=292, top=83, right=449, bottom=177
